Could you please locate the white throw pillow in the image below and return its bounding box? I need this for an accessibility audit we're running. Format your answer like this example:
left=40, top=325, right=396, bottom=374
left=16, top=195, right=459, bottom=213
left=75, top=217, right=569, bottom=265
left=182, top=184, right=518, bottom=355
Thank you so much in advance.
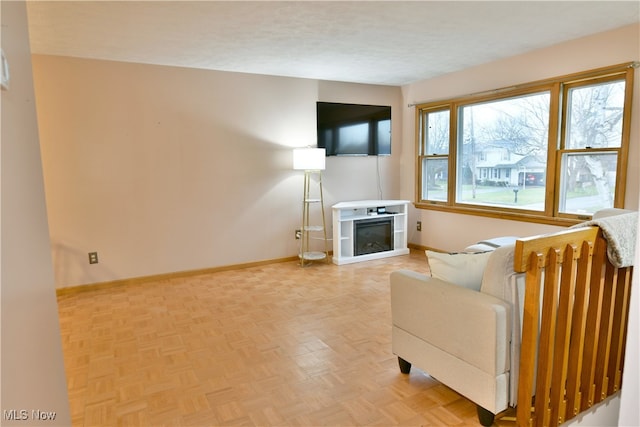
left=426, top=250, right=493, bottom=291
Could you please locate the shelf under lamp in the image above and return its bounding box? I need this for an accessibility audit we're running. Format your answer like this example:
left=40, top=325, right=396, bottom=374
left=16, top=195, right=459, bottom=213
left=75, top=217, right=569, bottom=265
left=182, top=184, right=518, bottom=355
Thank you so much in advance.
left=293, top=147, right=325, bottom=171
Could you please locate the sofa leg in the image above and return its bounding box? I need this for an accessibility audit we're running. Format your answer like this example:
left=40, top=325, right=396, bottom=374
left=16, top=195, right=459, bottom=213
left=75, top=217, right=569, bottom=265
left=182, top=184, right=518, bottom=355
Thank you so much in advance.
left=397, top=357, right=411, bottom=374
left=476, top=405, right=495, bottom=426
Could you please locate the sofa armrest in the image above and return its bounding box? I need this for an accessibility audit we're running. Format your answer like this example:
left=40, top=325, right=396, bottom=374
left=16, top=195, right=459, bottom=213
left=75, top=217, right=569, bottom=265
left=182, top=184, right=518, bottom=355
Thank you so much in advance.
left=390, top=269, right=511, bottom=375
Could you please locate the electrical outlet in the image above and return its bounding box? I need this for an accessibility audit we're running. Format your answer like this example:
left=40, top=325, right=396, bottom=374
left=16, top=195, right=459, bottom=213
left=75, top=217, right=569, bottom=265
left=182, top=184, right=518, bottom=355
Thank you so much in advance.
left=417, top=221, right=422, bottom=231
left=295, top=229, right=301, bottom=240
left=88, top=252, right=99, bottom=264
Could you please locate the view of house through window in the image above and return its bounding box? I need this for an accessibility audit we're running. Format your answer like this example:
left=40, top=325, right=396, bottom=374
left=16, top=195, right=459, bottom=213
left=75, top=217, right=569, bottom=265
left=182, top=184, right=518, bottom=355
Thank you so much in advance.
left=416, top=64, right=634, bottom=223
left=456, top=92, right=550, bottom=211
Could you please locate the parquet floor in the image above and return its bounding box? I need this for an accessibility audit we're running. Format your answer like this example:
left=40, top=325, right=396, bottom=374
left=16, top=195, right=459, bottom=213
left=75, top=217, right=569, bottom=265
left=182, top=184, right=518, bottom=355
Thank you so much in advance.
left=57, top=251, right=516, bottom=426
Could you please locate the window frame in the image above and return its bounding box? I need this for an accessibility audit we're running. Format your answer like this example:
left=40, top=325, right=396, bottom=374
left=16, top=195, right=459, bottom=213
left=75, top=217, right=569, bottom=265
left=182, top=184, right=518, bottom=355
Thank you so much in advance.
left=418, top=105, right=451, bottom=203
left=415, top=63, right=635, bottom=226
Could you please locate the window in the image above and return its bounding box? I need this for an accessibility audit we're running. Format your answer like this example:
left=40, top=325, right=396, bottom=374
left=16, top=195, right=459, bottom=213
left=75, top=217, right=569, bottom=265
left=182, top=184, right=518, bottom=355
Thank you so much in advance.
left=559, top=78, right=627, bottom=215
left=420, top=108, right=449, bottom=202
left=456, top=91, right=550, bottom=211
left=416, top=64, right=634, bottom=224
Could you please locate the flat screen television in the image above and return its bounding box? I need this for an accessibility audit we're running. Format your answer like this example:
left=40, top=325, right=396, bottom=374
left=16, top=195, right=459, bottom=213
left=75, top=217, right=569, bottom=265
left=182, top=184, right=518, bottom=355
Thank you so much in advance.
left=316, top=102, right=391, bottom=156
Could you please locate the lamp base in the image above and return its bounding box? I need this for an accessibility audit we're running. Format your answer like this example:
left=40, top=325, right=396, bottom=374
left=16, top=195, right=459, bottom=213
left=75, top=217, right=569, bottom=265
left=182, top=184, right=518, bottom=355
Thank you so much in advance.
left=299, top=251, right=327, bottom=261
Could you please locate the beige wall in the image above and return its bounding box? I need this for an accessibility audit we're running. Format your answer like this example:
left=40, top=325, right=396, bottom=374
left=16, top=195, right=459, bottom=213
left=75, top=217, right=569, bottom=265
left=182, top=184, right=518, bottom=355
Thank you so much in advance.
left=0, top=1, right=71, bottom=424
left=401, top=23, right=640, bottom=252
left=31, top=56, right=402, bottom=288
left=619, top=220, right=639, bottom=425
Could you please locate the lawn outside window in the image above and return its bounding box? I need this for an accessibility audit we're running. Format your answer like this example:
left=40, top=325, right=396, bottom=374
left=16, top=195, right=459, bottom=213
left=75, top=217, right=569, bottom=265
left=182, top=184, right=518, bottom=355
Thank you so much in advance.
left=415, top=63, right=635, bottom=225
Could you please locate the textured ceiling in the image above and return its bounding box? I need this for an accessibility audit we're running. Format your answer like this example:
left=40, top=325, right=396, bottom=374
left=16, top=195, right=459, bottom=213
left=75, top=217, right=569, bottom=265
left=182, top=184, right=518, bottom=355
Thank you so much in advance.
left=26, top=1, right=640, bottom=86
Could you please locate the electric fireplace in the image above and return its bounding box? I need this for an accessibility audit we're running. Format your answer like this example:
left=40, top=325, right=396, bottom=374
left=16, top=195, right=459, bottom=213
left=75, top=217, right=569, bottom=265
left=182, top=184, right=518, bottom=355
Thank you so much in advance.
left=354, top=217, right=393, bottom=256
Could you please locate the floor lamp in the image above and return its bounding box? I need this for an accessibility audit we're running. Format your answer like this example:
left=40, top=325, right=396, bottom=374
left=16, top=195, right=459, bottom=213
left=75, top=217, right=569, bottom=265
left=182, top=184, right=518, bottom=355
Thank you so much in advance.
left=293, top=147, right=329, bottom=266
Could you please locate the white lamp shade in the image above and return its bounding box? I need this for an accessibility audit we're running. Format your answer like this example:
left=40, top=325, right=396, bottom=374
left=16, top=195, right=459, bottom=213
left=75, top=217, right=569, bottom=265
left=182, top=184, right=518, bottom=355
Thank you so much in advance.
left=293, top=147, right=326, bottom=170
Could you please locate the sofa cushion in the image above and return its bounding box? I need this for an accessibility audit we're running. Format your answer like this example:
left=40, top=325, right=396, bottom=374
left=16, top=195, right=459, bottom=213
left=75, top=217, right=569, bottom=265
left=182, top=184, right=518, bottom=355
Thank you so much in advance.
left=480, top=245, right=515, bottom=300
left=426, top=250, right=493, bottom=291
left=465, top=236, right=519, bottom=253
left=464, top=243, right=497, bottom=253
left=477, top=243, right=529, bottom=407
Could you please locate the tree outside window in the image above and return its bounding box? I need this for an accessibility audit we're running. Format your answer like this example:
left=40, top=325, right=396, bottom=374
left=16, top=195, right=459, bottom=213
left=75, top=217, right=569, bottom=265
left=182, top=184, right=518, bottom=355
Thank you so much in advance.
left=415, top=64, right=634, bottom=224
left=456, top=92, right=550, bottom=211
left=559, top=79, right=626, bottom=215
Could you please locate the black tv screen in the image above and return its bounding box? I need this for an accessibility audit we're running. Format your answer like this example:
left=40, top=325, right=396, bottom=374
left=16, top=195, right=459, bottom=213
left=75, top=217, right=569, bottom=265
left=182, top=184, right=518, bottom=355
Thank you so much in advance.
left=316, top=102, right=391, bottom=156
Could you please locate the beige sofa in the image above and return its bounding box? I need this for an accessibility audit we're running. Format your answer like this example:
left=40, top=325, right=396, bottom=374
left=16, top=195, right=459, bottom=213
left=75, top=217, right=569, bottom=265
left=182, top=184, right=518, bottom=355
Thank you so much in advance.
left=390, top=244, right=519, bottom=425
left=390, top=209, right=636, bottom=426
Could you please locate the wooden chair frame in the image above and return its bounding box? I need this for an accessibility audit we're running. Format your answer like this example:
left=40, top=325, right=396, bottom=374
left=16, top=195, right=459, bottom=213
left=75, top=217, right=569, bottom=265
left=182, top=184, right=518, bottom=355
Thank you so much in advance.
left=514, top=227, right=633, bottom=427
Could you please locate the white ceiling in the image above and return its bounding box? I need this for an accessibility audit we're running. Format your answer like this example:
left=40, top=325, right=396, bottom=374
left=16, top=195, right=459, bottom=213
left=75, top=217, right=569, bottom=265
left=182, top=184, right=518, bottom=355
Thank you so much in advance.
left=26, top=1, right=640, bottom=86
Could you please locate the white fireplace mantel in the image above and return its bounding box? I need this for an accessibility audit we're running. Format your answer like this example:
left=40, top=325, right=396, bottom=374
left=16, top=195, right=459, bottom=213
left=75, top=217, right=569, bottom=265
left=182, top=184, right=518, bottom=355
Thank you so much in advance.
left=331, top=200, right=410, bottom=265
